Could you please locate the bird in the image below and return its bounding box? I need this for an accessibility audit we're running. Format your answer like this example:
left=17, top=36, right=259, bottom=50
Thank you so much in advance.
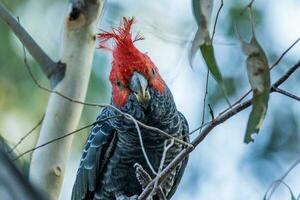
left=71, top=17, right=189, bottom=200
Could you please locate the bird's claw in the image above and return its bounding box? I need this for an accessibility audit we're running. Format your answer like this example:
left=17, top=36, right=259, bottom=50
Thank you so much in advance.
left=134, top=162, right=152, bottom=189
left=134, top=163, right=166, bottom=200
left=116, top=194, right=138, bottom=200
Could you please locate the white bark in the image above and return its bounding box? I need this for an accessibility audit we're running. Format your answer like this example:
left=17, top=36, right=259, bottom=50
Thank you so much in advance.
left=29, top=1, right=104, bottom=199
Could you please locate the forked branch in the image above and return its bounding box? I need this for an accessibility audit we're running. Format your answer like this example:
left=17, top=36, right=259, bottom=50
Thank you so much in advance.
left=0, top=2, right=65, bottom=87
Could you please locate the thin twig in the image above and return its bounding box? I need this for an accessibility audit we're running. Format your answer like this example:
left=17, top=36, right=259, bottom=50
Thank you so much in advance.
left=218, top=90, right=252, bottom=116
left=159, top=140, right=174, bottom=174
left=272, top=87, right=300, bottom=101
left=0, top=2, right=65, bottom=86
left=138, top=61, right=300, bottom=200
left=125, top=112, right=157, bottom=175
left=208, top=104, right=214, bottom=120
left=265, top=157, right=300, bottom=200
left=211, top=0, right=223, bottom=42
left=137, top=121, right=191, bottom=147
left=270, top=37, right=300, bottom=69
left=8, top=114, right=44, bottom=154
left=239, top=0, right=256, bottom=15
left=248, top=6, right=256, bottom=38
left=184, top=70, right=210, bottom=138
left=187, top=121, right=210, bottom=136
left=148, top=139, right=174, bottom=200
left=272, top=64, right=300, bottom=88
left=14, top=115, right=121, bottom=161
left=200, top=70, right=209, bottom=133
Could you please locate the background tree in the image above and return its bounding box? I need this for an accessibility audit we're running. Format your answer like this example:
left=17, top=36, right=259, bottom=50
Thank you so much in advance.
left=0, top=0, right=104, bottom=199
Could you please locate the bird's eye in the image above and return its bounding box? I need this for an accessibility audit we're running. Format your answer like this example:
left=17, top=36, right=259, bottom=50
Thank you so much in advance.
left=150, top=68, right=155, bottom=76
left=116, top=80, right=122, bottom=87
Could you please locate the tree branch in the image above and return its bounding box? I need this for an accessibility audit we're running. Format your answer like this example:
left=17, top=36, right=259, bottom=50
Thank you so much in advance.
left=138, top=60, right=300, bottom=200
left=0, top=2, right=65, bottom=88
left=272, top=62, right=300, bottom=87
left=272, top=87, right=300, bottom=101
left=270, top=37, right=300, bottom=70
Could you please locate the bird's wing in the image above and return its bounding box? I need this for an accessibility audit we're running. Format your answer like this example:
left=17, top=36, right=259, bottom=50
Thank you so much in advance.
left=166, top=112, right=190, bottom=199
left=72, top=108, right=117, bottom=200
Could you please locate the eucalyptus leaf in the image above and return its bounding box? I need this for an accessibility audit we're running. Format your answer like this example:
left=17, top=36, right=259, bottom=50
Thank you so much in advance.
left=190, top=0, right=212, bottom=65
left=238, top=14, right=270, bottom=143
left=191, top=0, right=213, bottom=64
left=192, top=0, right=213, bottom=27
left=200, top=41, right=222, bottom=83
left=191, top=0, right=230, bottom=104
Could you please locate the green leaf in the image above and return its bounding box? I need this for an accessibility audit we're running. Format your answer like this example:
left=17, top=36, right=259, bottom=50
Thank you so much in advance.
left=200, top=41, right=222, bottom=83
left=191, top=0, right=230, bottom=105
left=200, top=40, right=231, bottom=105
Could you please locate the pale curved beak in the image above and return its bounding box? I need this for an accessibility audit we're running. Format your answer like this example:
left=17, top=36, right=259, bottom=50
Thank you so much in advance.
left=130, top=72, right=151, bottom=106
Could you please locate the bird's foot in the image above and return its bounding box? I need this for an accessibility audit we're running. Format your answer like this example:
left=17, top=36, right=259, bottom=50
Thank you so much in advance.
left=116, top=194, right=138, bottom=200
left=134, top=163, right=152, bottom=189
left=134, top=163, right=166, bottom=200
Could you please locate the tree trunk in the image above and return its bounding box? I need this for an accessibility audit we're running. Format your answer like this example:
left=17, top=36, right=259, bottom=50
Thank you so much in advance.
left=29, top=1, right=104, bottom=199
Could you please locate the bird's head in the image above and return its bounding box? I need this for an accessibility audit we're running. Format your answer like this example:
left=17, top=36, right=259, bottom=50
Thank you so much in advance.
left=97, top=17, right=165, bottom=107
